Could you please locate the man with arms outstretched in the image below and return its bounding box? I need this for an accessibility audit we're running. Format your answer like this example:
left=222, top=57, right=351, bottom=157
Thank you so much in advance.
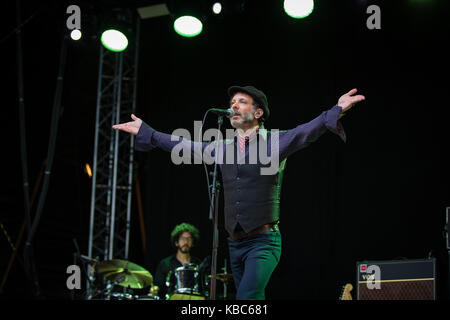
left=113, top=86, right=365, bottom=300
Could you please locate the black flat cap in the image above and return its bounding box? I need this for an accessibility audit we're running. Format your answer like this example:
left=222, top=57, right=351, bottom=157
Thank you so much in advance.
left=228, top=85, right=270, bottom=122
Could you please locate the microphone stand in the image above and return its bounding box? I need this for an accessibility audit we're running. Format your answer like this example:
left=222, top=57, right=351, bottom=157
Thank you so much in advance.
left=208, top=115, right=223, bottom=300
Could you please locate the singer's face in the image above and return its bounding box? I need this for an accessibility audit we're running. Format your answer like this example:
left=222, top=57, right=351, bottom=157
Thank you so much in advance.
left=176, top=231, right=194, bottom=254
left=229, top=92, right=258, bottom=129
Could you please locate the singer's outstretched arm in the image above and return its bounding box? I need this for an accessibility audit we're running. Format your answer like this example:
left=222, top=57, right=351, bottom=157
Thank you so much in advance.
left=112, top=114, right=214, bottom=160
left=112, top=89, right=365, bottom=161
left=277, top=89, right=365, bottom=159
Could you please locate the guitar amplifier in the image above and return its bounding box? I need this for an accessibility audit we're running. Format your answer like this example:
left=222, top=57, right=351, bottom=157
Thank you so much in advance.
left=356, top=258, right=436, bottom=300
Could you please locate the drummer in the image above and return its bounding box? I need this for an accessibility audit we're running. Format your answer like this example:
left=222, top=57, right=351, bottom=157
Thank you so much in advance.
left=153, top=222, right=202, bottom=299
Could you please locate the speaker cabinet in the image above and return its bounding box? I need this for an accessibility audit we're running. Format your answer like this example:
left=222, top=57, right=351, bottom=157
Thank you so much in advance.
left=356, top=258, right=436, bottom=300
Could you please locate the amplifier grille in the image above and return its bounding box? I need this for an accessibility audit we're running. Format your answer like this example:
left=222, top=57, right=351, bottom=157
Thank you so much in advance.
left=358, top=279, right=435, bottom=300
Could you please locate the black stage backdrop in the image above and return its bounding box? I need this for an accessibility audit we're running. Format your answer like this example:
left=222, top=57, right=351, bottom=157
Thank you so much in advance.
left=1, top=0, right=449, bottom=300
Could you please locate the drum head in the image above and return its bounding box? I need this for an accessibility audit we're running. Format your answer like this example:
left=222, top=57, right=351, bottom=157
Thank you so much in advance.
left=168, top=293, right=205, bottom=300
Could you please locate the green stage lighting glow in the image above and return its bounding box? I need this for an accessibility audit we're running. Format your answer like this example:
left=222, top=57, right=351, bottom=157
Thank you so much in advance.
left=173, top=16, right=203, bottom=38
left=284, top=0, right=314, bottom=19
left=100, top=29, right=129, bottom=52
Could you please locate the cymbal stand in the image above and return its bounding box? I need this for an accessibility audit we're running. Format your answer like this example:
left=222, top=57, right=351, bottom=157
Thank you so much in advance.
left=102, top=277, right=125, bottom=300
left=222, top=259, right=228, bottom=300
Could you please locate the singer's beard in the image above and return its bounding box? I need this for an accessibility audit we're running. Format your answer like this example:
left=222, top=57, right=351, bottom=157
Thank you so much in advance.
left=230, top=112, right=254, bottom=129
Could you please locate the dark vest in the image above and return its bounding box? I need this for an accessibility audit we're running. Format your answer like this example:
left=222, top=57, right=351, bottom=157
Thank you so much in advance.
left=220, top=132, right=286, bottom=235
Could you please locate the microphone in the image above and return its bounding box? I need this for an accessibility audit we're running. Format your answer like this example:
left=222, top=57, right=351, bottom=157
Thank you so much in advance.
left=209, top=108, right=235, bottom=118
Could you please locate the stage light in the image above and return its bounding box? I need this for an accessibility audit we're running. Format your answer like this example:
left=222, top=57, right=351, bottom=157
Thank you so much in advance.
left=100, top=29, right=128, bottom=52
left=85, top=163, right=92, bottom=178
left=173, top=16, right=203, bottom=38
left=169, top=0, right=204, bottom=38
left=283, top=0, right=314, bottom=19
left=70, top=29, right=82, bottom=40
left=212, top=2, right=222, bottom=14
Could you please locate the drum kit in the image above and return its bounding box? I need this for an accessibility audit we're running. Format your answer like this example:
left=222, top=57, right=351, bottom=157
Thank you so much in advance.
left=92, top=259, right=232, bottom=300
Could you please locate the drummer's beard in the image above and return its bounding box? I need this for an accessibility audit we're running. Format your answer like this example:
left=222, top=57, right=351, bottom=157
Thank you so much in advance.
left=178, top=245, right=191, bottom=254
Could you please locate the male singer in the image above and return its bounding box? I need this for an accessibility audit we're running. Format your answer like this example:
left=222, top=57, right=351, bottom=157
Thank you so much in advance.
left=112, top=86, right=365, bottom=299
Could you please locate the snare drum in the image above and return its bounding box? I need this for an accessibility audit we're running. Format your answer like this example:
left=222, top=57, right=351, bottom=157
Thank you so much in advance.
left=168, top=263, right=205, bottom=300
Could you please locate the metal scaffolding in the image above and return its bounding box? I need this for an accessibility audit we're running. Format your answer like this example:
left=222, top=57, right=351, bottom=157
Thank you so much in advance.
left=86, top=13, right=140, bottom=299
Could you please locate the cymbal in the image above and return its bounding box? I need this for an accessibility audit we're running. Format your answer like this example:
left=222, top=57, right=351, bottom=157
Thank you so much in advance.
left=208, top=273, right=233, bottom=282
left=95, top=259, right=153, bottom=289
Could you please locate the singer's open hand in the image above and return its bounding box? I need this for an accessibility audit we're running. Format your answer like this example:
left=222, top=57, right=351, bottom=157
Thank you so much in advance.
left=112, top=114, right=142, bottom=135
left=337, top=88, right=365, bottom=113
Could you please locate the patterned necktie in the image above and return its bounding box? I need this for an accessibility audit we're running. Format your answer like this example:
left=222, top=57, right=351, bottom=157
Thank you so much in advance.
left=238, top=135, right=250, bottom=155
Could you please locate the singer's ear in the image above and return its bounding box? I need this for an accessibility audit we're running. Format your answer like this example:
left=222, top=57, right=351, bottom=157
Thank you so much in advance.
left=255, top=109, right=263, bottom=119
